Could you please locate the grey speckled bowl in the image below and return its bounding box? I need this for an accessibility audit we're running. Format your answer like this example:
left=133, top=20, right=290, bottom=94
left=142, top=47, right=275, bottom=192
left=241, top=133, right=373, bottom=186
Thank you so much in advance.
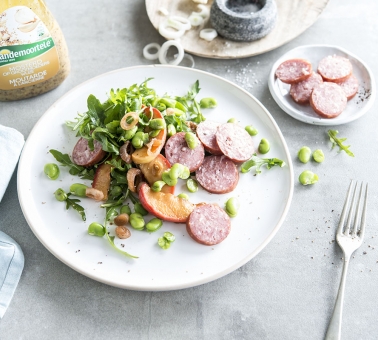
left=210, top=0, right=277, bottom=42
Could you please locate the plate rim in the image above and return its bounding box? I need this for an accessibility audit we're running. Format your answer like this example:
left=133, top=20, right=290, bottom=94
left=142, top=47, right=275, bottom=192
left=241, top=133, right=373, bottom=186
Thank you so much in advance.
left=17, top=64, right=294, bottom=290
left=268, top=44, right=377, bottom=126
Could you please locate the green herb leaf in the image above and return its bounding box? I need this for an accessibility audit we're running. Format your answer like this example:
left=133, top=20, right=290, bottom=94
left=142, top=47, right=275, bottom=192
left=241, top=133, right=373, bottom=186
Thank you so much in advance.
left=64, top=193, right=86, bottom=221
left=50, top=149, right=85, bottom=175
left=328, top=130, right=354, bottom=157
left=241, top=154, right=286, bottom=174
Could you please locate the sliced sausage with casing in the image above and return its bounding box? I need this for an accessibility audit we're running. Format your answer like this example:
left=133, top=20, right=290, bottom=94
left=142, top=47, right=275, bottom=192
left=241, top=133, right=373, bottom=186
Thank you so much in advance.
left=187, top=204, right=231, bottom=246
left=215, top=123, right=254, bottom=163
left=290, top=72, right=323, bottom=104
left=196, top=120, right=222, bottom=155
left=310, top=82, right=347, bottom=118
left=195, top=155, right=239, bottom=194
left=164, top=132, right=204, bottom=172
left=317, top=55, right=353, bottom=83
left=72, top=137, right=106, bottom=167
left=275, top=58, right=312, bottom=84
left=338, top=74, right=359, bottom=100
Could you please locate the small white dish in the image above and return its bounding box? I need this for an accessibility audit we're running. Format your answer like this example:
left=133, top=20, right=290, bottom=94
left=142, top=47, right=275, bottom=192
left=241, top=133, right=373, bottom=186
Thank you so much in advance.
left=268, top=45, right=376, bottom=125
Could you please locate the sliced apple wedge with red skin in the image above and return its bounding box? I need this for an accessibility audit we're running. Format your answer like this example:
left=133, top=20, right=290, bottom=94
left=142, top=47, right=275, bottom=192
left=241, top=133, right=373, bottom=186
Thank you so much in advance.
left=92, top=163, right=112, bottom=201
left=132, top=106, right=167, bottom=164
left=138, top=182, right=197, bottom=223
left=139, top=154, right=175, bottom=194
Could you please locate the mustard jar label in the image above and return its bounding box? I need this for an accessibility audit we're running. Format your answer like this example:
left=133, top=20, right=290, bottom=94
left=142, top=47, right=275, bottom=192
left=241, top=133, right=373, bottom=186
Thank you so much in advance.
left=0, top=6, right=60, bottom=90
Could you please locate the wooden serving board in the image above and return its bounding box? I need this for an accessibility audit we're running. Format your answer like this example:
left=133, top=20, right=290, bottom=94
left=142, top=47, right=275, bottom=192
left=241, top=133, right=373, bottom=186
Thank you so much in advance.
left=145, top=0, right=329, bottom=59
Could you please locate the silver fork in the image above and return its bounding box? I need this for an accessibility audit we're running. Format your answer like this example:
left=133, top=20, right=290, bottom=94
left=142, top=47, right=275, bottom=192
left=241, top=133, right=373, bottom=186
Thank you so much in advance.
left=325, top=181, right=368, bottom=340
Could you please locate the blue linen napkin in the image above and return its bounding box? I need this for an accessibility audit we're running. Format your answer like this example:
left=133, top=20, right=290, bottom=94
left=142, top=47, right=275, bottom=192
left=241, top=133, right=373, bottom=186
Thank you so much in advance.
left=0, top=124, right=25, bottom=318
left=0, top=231, right=24, bottom=319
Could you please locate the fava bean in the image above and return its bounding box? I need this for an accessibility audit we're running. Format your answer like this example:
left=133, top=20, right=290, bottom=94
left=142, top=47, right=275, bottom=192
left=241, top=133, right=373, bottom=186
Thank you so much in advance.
left=124, top=126, right=138, bottom=140
left=167, top=124, right=176, bottom=137
left=227, top=118, right=237, bottom=123
left=177, top=193, right=189, bottom=200
left=129, top=213, right=145, bottom=230
left=169, top=163, right=185, bottom=179
left=120, top=204, right=132, bottom=215
left=158, top=232, right=175, bottom=249
left=132, top=131, right=149, bottom=149
left=149, top=129, right=161, bottom=138
left=299, top=170, right=318, bottom=185
left=245, top=125, right=258, bottom=136
left=54, top=188, right=67, bottom=202
left=149, top=118, right=166, bottom=130
left=163, top=232, right=175, bottom=243
left=158, top=237, right=170, bottom=249
left=225, top=197, right=240, bottom=217
left=134, top=202, right=148, bottom=216
left=159, top=97, right=176, bottom=108
left=298, top=146, right=311, bottom=164
left=200, top=97, right=217, bottom=109
left=175, top=101, right=186, bottom=112
left=186, top=178, right=198, bottom=193
left=179, top=166, right=190, bottom=179
left=152, top=180, right=167, bottom=192
left=44, top=163, right=60, bottom=180
left=162, top=171, right=178, bottom=186
left=146, top=218, right=163, bottom=232
left=69, top=183, right=88, bottom=197
left=313, top=149, right=325, bottom=163
left=185, top=132, right=198, bottom=150
left=88, top=222, right=106, bottom=237
left=258, top=138, right=270, bottom=154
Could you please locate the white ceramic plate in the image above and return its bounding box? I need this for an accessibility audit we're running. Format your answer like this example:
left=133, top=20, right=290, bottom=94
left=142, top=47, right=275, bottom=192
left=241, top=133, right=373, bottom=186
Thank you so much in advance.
left=18, top=65, right=293, bottom=291
left=268, top=45, right=376, bottom=125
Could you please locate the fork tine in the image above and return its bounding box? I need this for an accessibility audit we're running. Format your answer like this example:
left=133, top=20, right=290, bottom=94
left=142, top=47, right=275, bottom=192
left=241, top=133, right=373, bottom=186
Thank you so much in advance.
left=344, top=181, right=358, bottom=235
left=337, top=180, right=354, bottom=235
left=351, top=182, right=363, bottom=236
left=358, top=183, right=368, bottom=240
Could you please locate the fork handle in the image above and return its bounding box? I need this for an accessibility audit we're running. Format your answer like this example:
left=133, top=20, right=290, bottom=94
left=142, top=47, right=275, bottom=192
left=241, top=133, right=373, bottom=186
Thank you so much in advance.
left=325, top=255, right=350, bottom=340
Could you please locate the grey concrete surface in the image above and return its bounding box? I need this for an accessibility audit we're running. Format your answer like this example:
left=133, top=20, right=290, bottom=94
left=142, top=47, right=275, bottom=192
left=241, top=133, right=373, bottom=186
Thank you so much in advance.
left=1, top=0, right=378, bottom=339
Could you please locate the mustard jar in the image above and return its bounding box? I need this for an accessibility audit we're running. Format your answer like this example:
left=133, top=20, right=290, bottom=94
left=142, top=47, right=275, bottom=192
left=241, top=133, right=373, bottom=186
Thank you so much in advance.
left=0, top=0, right=70, bottom=101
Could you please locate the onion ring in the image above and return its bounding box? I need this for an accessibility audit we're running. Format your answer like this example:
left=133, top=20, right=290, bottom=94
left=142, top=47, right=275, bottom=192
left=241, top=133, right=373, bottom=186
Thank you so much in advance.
left=158, top=40, right=184, bottom=66
left=169, top=16, right=191, bottom=31
left=127, top=168, right=143, bottom=193
left=174, top=53, right=195, bottom=68
left=120, top=112, right=139, bottom=130
left=199, top=28, right=218, bottom=41
left=159, top=18, right=185, bottom=40
left=143, top=43, right=161, bottom=60
left=188, top=13, right=204, bottom=27
left=196, top=4, right=210, bottom=19
left=119, top=141, right=134, bottom=164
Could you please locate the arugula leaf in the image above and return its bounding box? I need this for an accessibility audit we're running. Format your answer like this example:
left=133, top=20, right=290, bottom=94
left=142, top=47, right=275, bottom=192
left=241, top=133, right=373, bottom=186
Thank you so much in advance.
left=241, top=154, right=286, bottom=174
left=65, top=193, right=86, bottom=221
left=49, top=149, right=85, bottom=175
left=87, top=95, right=105, bottom=126
left=164, top=113, right=191, bottom=133
left=91, top=127, right=120, bottom=154
left=186, top=80, right=200, bottom=100
left=328, top=130, right=354, bottom=157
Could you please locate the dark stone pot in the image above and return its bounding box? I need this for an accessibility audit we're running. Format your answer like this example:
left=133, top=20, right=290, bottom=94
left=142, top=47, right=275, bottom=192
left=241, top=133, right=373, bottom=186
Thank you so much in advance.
left=210, top=0, right=277, bottom=42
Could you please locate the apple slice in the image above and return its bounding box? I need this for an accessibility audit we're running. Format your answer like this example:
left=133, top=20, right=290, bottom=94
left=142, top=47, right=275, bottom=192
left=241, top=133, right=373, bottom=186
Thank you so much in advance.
left=92, top=163, right=112, bottom=201
left=132, top=107, right=167, bottom=164
left=138, top=182, right=196, bottom=222
left=139, top=154, right=174, bottom=194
